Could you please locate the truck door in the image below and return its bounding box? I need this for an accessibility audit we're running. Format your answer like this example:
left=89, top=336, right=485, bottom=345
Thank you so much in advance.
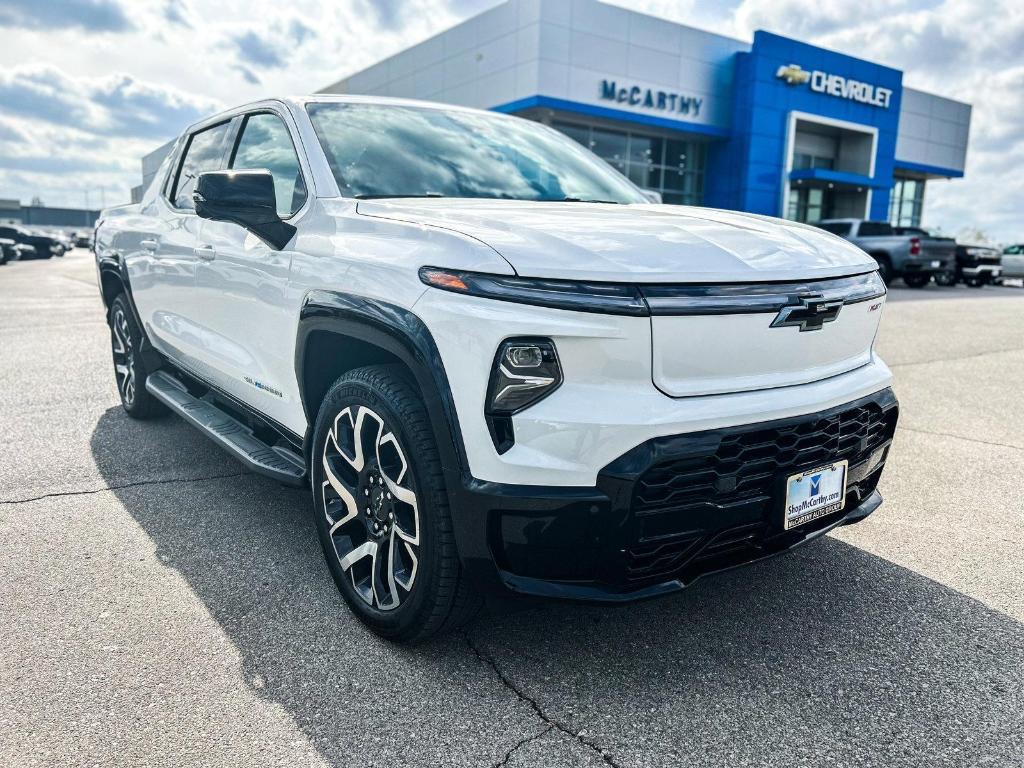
left=190, top=109, right=310, bottom=431
left=130, top=119, right=235, bottom=367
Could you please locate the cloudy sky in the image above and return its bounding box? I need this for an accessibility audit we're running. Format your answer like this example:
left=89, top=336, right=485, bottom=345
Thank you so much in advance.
left=0, top=0, right=1020, bottom=240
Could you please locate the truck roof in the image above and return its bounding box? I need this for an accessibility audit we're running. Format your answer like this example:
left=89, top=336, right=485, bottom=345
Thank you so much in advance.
left=185, top=94, right=515, bottom=136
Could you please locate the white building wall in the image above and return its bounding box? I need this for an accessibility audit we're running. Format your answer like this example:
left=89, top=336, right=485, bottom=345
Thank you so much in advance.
left=895, top=87, right=971, bottom=173
left=320, top=0, right=745, bottom=131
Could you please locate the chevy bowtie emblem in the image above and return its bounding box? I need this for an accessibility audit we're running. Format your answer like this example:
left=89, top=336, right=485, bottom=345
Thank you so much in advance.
left=776, top=64, right=811, bottom=85
left=770, top=295, right=843, bottom=332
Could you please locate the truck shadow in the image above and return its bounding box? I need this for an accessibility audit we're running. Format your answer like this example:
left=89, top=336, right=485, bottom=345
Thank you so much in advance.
left=90, top=407, right=1024, bottom=767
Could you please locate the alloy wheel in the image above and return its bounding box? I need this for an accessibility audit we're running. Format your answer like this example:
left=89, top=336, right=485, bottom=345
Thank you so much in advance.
left=111, top=307, right=136, bottom=407
left=321, top=405, right=420, bottom=611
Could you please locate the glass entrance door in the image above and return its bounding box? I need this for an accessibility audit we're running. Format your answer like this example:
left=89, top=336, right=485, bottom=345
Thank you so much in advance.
left=787, top=187, right=833, bottom=223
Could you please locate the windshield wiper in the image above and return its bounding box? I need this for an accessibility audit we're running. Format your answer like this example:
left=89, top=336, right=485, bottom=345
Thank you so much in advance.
left=354, top=193, right=445, bottom=200
left=558, top=197, right=621, bottom=204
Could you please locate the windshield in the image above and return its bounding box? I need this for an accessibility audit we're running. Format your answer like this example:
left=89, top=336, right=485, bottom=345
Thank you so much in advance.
left=306, top=102, right=647, bottom=204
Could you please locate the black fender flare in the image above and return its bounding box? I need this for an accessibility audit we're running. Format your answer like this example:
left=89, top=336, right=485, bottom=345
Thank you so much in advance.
left=96, top=253, right=162, bottom=372
left=294, top=290, right=470, bottom=483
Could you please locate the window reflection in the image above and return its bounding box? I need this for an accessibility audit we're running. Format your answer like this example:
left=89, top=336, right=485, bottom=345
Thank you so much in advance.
left=553, top=121, right=706, bottom=206
left=306, top=104, right=646, bottom=204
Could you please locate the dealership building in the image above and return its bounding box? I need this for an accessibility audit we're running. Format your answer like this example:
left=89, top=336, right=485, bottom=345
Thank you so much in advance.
left=318, top=0, right=970, bottom=226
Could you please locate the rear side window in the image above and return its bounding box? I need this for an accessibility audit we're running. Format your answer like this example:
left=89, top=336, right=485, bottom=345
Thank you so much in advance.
left=817, top=222, right=851, bottom=236
left=230, top=113, right=307, bottom=217
left=171, top=121, right=233, bottom=210
left=858, top=221, right=893, bottom=237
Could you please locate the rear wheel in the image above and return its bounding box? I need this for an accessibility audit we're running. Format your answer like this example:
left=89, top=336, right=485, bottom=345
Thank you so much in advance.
left=109, top=295, right=164, bottom=419
left=903, top=273, right=930, bottom=288
left=311, top=365, right=480, bottom=643
left=934, top=270, right=956, bottom=287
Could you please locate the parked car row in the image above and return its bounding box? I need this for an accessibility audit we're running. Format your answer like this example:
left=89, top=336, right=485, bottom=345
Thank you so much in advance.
left=0, top=237, right=37, bottom=265
left=817, top=219, right=1021, bottom=288
left=0, top=225, right=93, bottom=264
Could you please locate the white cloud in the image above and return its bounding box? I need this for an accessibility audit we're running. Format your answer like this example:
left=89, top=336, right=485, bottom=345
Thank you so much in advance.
left=0, top=0, right=1020, bottom=242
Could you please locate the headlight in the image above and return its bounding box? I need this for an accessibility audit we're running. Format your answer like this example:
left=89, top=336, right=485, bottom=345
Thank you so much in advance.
left=485, top=338, right=562, bottom=453
left=487, top=338, right=562, bottom=414
left=419, top=267, right=647, bottom=316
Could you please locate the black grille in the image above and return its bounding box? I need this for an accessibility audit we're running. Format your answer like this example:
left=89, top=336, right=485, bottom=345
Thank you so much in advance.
left=623, top=400, right=897, bottom=583
left=635, top=402, right=896, bottom=515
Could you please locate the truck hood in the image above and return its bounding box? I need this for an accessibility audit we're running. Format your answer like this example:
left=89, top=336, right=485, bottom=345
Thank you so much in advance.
left=356, top=199, right=875, bottom=283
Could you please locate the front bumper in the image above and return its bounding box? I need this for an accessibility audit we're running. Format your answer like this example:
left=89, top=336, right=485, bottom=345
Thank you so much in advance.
left=451, top=387, right=898, bottom=600
left=962, top=264, right=1002, bottom=280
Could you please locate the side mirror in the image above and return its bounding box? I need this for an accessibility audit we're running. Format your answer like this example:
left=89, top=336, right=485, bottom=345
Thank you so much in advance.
left=639, top=189, right=663, bottom=204
left=193, top=170, right=296, bottom=250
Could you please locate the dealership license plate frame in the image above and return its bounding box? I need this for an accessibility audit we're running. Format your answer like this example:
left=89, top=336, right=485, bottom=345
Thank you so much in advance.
left=783, top=460, right=849, bottom=530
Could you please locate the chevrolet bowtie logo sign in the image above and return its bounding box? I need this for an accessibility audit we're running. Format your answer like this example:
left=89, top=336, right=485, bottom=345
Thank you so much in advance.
left=776, top=64, right=811, bottom=85
left=775, top=62, right=893, bottom=108
left=770, top=296, right=843, bottom=332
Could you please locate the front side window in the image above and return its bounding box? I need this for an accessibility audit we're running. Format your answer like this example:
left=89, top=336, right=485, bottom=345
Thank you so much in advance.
left=230, top=113, right=307, bottom=217
left=171, top=121, right=233, bottom=210
left=306, top=102, right=647, bottom=204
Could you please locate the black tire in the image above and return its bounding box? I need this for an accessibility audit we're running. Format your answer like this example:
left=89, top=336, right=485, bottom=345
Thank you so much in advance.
left=966, top=278, right=984, bottom=288
left=311, top=365, right=481, bottom=643
left=108, top=294, right=165, bottom=419
left=903, top=273, right=930, bottom=288
left=934, top=270, right=956, bottom=287
left=872, top=255, right=892, bottom=285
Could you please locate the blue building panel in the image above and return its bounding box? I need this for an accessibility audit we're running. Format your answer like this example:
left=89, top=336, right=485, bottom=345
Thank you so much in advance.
left=705, top=31, right=905, bottom=218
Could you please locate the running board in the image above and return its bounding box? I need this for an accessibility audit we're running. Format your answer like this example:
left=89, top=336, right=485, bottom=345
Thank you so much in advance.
left=146, top=370, right=306, bottom=486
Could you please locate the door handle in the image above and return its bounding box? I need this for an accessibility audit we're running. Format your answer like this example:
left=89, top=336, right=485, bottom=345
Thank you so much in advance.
left=194, top=245, right=217, bottom=261
left=140, top=238, right=158, bottom=252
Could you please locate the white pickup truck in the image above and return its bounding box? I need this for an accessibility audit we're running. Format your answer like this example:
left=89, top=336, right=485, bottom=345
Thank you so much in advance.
left=95, top=96, right=898, bottom=641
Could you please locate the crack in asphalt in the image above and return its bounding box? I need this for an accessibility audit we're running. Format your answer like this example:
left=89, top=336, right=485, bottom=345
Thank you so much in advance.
left=465, top=633, right=624, bottom=768
left=887, top=345, right=1024, bottom=368
left=492, top=725, right=553, bottom=768
left=0, top=471, right=250, bottom=505
left=897, top=425, right=1023, bottom=453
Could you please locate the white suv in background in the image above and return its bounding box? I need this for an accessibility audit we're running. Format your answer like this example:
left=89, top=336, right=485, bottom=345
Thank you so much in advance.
left=95, top=96, right=899, bottom=642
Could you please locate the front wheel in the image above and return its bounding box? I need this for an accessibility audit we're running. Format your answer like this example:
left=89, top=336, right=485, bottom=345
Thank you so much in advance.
left=934, top=270, right=956, bottom=287
left=311, top=365, right=480, bottom=643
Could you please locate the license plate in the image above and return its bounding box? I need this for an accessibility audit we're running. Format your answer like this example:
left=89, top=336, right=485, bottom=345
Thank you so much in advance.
left=931, top=260, right=942, bottom=268
left=783, top=460, right=848, bottom=530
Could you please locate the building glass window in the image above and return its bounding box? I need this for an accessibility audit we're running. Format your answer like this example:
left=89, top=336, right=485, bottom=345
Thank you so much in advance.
left=787, top=187, right=832, bottom=223
left=793, top=153, right=835, bottom=171
left=889, top=176, right=925, bottom=227
left=552, top=121, right=706, bottom=206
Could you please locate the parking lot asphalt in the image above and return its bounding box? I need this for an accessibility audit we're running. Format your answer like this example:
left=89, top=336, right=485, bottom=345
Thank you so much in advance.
left=1, top=252, right=1022, bottom=768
